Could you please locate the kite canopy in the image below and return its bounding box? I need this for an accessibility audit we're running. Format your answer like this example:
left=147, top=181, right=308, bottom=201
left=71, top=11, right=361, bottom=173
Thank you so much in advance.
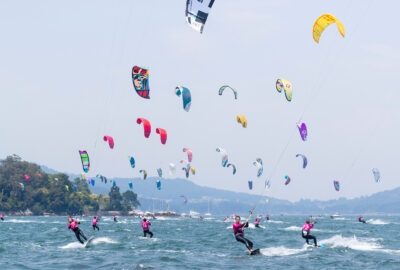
left=169, top=163, right=176, bottom=175
left=248, top=180, right=253, bottom=190
left=219, top=85, right=238, bottom=99
left=156, top=180, right=161, bottom=190
left=297, top=123, right=308, bottom=141
left=139, top=170, right=147, bottom=180
left=372, top=168, right=381, bottom=183
left=183, top=148, right=193, bottom=162
left=175, top=86, right=192, bottom=112
left=296, top=154, right=308, bottom=169
left=333, top=180, right=340, bottom=191
left=276, top=79, right=293, bottom=102
left=129, top=156, right=135, bottom=168
left=253, top=158, right=263, bottom=177
left=20, top=183, right=24, bottom=191
left=156, top=128, right=167, bottom=144
left=103, top=136, right=114, bottom=149
left=216, top=147, right=228, bottom=167
left=79, top=150, right=90, bottom=173
left=182, top=167, right=190, bottom=178
left=236, top=115, right=247, bottom=128
left=81, top=173, right=86, bottom=180
left=24, top=174, right=30, bottom=181
left=284, top=175, right=291, bottom=185
left=185, top=0, right=215, bottom=34
left=132, top=66, right=150, bottom=99
left=313, top=14, right=345, bottom=43
left=190, top=166, right=196, bottom=175
left=129, top=182, right=133, bottom=190
left=265, top=179, right=271, bottom=189
left=65, top=185, right=69, bottom=191
left=90, top=179, right=95, bottom=186
left=73, top=184, right=77, bottom=191
left=157, top=168, right=163, bottom=178
left=137, top=118, right=151, bottom=138
left=227, top=163, right=236, bottom=175
left=180, top=195, right=188, bottom=204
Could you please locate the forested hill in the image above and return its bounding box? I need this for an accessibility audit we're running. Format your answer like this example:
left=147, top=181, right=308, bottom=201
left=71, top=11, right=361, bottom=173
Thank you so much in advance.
left=0, top=155, right=139, bottom=215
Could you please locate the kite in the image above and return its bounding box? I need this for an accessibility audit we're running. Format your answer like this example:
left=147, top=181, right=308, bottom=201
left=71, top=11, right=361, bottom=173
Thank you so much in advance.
left=185, top=0, right=215, bottom=34
left=20, top=183, right=24, bottom=191
left=236, top=115, right=247, bottom=128
left=333, top=180, right=340, bottom=191
left=132, top=66, right=150, bottom=99
left=156, top=128, right=167, bottom=144
left=313, top=14, right=345, bottom=43
left=137, top=118, right=151, bottom=138
left=156, top=180, right=161, bottom=190
left=297, top=123, right=308, bottom=141
left=219, top=85, right=237, bottom=99
left=73, top=184, right=77, bottom=191
left=65, top=185, right=69, bottom=191
left=103, top=136, right=114, bottom=149
left=190, top=166, right=195, bottom=175
left=24, top=174, right=30, bottom=181
left=276, top=79, right=293, bottom=102
left=248, top=180, right=253, bottom=190
left=139, top=170, right=147, bottom=180
left=253, top=158, right=263, bottom=177
left=169, top=163, right=176, bottom=175
left=227, top=163, right=236, bottom=175
left=183, top=148, right=193, bottom=162
left=182, top=167, right=190, bottom=178
left=78, top=150, right=90, bottom=173
left=372, top=168, right=381, bottom=183
left=284, top=175, right=291, bottom=185
left=90, top=179, right=95, bottom=186
left=35, top=173, right=42, bottom=179
left=216, top=147, right=228, bottom=167
left=129, top=181, right=133, bottom=190
left=265, top=179, right=271, bottom=189
left=129, top=156, right=135, bottom=168
left=180, top=195, right=188, bottom=204
left=81, top=173, right=86, bottom=180
left=175, top=86, right=192, bottom=112
left=157, top=168, right=163, bottom=178
left=113, top=180, right=116, bottom=187
left=296, top=154, right=308, bottom=169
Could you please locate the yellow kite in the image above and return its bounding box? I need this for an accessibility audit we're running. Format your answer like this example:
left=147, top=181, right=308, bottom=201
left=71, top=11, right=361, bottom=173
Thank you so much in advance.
left=236, top=115, right=247, bottom=128
left=313, top=14, right=345, bottom=43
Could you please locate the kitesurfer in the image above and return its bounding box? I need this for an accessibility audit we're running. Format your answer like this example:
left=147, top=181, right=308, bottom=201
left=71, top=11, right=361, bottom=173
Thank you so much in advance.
left=68, top=218, right=87, bottom=244
left=301, top=219, right=318, bottom=247
left=265, top=214, right=270, bottom=221
left=233, top=216, right=255, bottom=253
left=0, top=214, right=4, bottom=221
left=141, top=218, right=153, bottom=238
left=113, top=216, right=118, bottom=222
left=358, top=216, right=366, bottom=224
left=254, top=218, right=260, bottom=228
left=92, top=216, right=100, bottom=230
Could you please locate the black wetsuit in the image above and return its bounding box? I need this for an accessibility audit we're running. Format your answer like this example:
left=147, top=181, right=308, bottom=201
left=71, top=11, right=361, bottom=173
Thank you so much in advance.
left=233, top=222, right=253, bottom=251
left=93, top=224, right=100, bottom=231
left=143, top=230, right=153, bottom=238
left=73, top=227, right=87, bottom=244
left=358, top=218, right=366, bottom=224
left=302, top=230, right=317, bottom=246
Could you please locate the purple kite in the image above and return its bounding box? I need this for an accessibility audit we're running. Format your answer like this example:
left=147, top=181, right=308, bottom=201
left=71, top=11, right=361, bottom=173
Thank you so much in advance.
left=333, top=180, right=340, bottom=191
left=297, top=122, right=308, bottom=141
left=284, top=175, right=291, bottom=185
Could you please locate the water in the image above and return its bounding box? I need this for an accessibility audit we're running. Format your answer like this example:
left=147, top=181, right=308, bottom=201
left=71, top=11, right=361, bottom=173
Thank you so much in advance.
left=1, top=215, right=400, bottom=269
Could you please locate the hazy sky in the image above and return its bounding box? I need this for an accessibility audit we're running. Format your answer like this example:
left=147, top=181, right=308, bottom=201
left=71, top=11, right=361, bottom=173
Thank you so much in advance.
left=1, top=0, right=399, bottom=202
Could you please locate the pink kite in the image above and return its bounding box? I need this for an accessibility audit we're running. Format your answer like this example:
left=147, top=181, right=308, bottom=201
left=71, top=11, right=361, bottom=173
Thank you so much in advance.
left=297, top=122, right=308, bottom=141
left=137, top=118, right=151, bottom=138
left=156, top=128, right=167, bottom=144
left=183, top=148, right=193, bottom=162
left=24, top=174, right=30, bottom=181
left=103, top=136, right=114, bottom=149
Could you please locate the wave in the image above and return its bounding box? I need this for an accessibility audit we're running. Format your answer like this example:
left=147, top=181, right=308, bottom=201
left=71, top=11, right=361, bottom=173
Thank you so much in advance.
left=267, top=220, right=284, bottom=224
left=59, top=242, right=85, bottom=249
left=92, top=237, right=117, bottom=245
left=322, top=235, right=382, bottom=251
left=260, top=246, right=306, bottom=256
left=367, top=219, right=389, bottom=225
left=283, top=226, right=301, bottom=231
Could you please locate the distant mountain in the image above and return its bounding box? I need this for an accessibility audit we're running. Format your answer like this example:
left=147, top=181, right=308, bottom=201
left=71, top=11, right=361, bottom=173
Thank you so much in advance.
left=40, top=165, right=400, bottom=215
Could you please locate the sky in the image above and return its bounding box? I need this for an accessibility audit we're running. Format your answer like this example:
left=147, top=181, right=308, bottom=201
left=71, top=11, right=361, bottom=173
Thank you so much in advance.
left=0, top=0, right=399, bottom=202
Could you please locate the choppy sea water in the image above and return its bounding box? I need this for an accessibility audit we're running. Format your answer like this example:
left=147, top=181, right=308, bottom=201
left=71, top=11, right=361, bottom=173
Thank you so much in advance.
left=1, top=215, right=400, bottom=269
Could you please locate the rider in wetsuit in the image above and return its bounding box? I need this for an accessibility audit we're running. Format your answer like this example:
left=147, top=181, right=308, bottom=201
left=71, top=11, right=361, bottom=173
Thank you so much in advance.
left=68, top=218, right=87, bottom=244
left=254, top=218, right=260, bottom=228
left=0, top=214, right=4, bottom=221
left=113, top=216, right=118, bottom=222
left=233, top=216, right=254, bottom=253
left=92, top=216, right=100, bottom=230
left=358, top=216, right=366, bottom=223
left=141, top=218, right=153, bottom=238
left=302, top=219, right=318, bottom=246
